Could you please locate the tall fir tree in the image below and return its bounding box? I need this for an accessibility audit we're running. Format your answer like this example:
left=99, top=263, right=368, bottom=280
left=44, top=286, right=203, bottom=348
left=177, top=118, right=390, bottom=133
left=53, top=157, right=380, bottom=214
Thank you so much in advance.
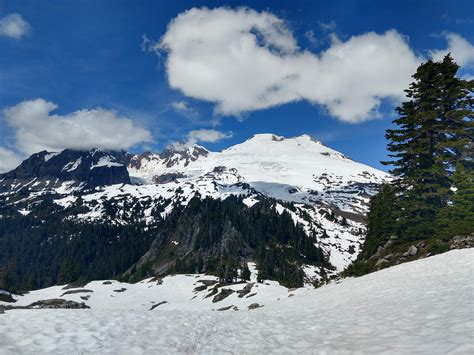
left=383, top=54, right=473, bottom=239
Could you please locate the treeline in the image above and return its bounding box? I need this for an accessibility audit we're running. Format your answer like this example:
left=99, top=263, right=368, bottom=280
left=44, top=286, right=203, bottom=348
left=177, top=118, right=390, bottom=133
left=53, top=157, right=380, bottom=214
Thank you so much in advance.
left=1, top=194, right=329, bottom=291
left=0, top=202, right=156, bottom=291
left=360, top=54, right=473, bottom=259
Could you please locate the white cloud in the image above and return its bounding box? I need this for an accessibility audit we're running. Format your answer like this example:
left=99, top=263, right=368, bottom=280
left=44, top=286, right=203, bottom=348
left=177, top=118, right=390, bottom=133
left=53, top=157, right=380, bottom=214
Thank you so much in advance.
left=187, top=129, right=232, bottom=145
left=429, top=32, right=474, bottom=67
left=2, top=98, right=153, bottom=155
left=305, top=30, right=318, bottom=46
left=169, top=129, right=232, bottom=150
left=0, top=147, right=22, bottom=173
left=171, top=101, right=190, bottom=111
left=154, top=7, right=423, bottom=122
left=319, top=21, right=337, bottom=31
left=171, top=100, right=198, bottom=117
left=0, top=13, right=30, bottom=39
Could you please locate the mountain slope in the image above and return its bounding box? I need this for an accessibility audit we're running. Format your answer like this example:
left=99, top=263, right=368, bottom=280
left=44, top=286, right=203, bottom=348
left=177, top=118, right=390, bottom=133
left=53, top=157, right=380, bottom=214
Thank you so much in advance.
left=0, top=134, right=389, bottom=289
left=1, top=249, right=472, bottom=353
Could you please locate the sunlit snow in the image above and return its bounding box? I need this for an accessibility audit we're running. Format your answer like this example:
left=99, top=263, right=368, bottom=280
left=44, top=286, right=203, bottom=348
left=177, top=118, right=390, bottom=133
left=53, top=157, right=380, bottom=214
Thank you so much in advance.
left=1, top=249, right=472, bottom=354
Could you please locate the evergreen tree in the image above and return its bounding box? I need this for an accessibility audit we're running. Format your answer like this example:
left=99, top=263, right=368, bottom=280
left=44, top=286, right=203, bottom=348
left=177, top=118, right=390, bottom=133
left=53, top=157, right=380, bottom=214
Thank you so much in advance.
left=437, top=162, right=474, bottom=235
left=383, top=54, right=473, bottom=238
left=362, top=184, right=399, bottom=257
left=241, top=263, right=251, bottom=281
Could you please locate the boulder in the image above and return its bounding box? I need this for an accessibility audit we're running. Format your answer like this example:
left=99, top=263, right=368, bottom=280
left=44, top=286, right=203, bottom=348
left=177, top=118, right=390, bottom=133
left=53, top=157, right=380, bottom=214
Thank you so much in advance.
left=237, top=283, right=254, bottom=298
left=408, top=245, right=418, bottom=256
left=384, top=253, right=394, bottom=260
left=248, top=303, right=263, bottom=310
left=375, top=258, right=390, bottom=267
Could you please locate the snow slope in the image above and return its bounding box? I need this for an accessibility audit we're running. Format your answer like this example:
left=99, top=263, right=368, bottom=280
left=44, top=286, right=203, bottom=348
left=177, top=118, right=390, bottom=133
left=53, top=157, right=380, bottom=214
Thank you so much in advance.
left=130, top=134, right=388, bottom=211
left=1, top=249, right=472, bottom=354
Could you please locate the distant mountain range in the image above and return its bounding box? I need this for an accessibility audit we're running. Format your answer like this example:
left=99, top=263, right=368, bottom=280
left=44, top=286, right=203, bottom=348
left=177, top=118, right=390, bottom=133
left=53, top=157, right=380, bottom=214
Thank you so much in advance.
left=0, top=134, right=389, bottom=290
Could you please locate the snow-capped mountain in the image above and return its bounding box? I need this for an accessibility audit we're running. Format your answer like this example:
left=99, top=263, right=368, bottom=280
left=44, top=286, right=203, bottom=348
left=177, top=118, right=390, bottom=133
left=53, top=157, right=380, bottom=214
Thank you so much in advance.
left=0, top=134, right=389, bottom=282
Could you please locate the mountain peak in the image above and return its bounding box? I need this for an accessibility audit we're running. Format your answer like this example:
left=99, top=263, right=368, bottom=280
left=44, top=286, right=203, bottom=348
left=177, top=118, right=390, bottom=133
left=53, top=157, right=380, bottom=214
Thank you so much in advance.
left=245, top=133, right=323, bottom=145
left=0, top=149, right=130, bottom=191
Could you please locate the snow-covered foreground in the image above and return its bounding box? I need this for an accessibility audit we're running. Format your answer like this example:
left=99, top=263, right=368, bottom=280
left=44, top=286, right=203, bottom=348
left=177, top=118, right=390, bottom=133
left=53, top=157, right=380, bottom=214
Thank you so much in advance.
left=1, top=249, right=473, bottom=354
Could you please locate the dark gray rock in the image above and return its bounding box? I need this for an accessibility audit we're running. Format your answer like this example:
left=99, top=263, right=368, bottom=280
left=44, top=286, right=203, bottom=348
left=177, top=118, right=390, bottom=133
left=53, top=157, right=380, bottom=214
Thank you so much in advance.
left=153, top=172, right=186, bottom=184
left=0, top=149, right=130, bottom=193
left=193, top=285, right=208, bottom=292
left=60, top=289, right=93, bottom=297
left=212, top=288, right=235, bottom=303
left=217, top=305, right=234, bottom=311
left=237, top=283, right=254, bottom=298
left=149, top=301, right=168, bottom=310
left=113, top=288, right=127, bottom=293
left=29, top=299, right=89, bottom=309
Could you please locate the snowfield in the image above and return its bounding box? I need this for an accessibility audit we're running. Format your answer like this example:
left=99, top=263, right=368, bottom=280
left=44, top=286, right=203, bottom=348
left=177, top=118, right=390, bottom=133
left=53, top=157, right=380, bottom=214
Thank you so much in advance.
left=1, top=249, right=473, bottom=354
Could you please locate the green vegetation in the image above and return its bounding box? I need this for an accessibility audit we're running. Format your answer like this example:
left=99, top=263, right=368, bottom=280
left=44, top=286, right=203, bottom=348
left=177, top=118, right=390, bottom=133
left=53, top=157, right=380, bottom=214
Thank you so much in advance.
left=357, top=54, right=473, bottom=266
left=136, top=196, right=329, bottom=288
left=1, top=195, right=329, bottom=291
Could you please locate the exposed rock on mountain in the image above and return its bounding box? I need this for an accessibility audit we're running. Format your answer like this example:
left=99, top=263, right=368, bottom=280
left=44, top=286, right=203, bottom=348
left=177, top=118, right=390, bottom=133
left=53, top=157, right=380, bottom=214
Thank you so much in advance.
left=0, top=149, right=130, bottom=194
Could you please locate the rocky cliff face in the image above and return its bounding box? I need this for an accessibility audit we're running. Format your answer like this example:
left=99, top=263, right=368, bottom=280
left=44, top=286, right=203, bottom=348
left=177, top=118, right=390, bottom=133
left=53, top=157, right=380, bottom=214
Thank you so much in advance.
left=0, top=149, right=130, bottom=194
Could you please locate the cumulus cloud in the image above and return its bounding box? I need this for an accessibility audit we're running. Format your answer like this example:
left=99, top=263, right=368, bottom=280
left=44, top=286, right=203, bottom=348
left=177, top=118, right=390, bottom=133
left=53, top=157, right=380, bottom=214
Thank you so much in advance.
left=0, top=147, right=22, bottom=173
left=0, top=13, right=30, bottom=39
left=153, top=7, right=421, bottom=122
left=151, top=7, right=473, bottom=123
left=429, top=32, right=474, bottom=67
left=171, top=100, right=198, bottom=118
left=169, top=129, right=232, bottom=150
left=2, top=99, right=153, bottom=155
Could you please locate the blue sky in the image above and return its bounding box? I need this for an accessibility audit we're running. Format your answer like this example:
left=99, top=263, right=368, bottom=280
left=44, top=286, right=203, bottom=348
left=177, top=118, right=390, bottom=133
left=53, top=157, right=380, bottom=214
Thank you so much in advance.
left=1, top=0, right=473, bottom=172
